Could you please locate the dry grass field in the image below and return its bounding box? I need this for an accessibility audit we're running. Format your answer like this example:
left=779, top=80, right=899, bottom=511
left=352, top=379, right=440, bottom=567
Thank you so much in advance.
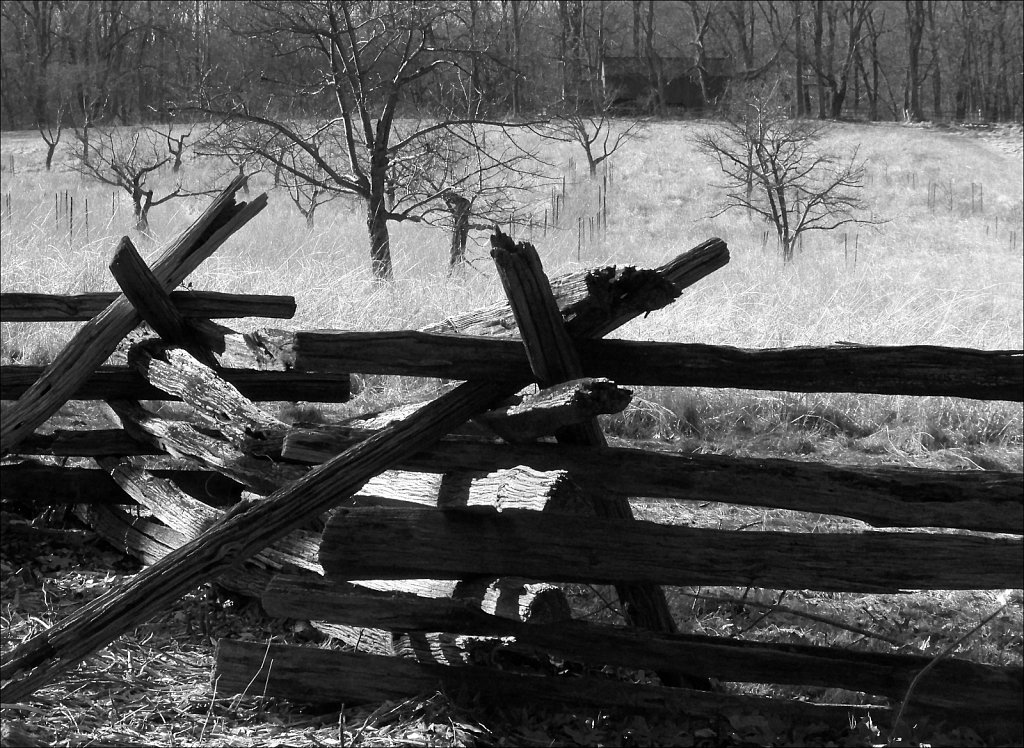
left=1, top=119, right=1022, bottom=746
left=2, top=119, right=1021, bottom=467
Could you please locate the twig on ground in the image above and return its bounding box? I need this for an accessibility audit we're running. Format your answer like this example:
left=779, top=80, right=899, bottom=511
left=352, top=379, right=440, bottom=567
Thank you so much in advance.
left=682, top=590, right=902, bottom=646
left=887, top=592, right=1013, bottom=743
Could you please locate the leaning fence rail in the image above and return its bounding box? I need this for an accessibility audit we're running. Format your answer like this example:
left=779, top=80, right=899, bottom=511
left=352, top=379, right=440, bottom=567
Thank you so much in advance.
left=1, top=191, right=1020, bottom=740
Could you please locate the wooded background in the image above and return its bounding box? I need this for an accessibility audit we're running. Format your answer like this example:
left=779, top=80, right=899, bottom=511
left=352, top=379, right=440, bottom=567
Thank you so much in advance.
left=2, top=0, right=1022, bottom=132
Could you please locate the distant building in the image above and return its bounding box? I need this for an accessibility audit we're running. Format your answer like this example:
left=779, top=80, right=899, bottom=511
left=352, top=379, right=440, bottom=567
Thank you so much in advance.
left=601, top=54, right=732, bottom=110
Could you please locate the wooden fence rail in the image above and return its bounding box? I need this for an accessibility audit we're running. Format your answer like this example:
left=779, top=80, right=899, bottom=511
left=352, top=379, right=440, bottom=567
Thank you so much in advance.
left=260, top=574, right=1022, bottom=716
left=265, top=331, right=1024, bottom=401
left=0, top=176, right=266, bottom=455
left=6, top=340, right=1018, bottom=402
left=1, top=196, right=1020, bottom=739
left=0, top=291, right=296, bottom=321
left=319, top=506, right=1023, bottom=592
left=0, top=366, right=351, bottom=402
left=1, top=234, right=726, bottom=703
left=213, top=640, right=889, bottom=730
left=7, top=423, right=1022, bottom=534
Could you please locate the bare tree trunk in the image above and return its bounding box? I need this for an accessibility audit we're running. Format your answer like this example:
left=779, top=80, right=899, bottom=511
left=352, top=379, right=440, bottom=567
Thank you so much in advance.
left=813, top=1, right=827, bottom=118
left=795, top=2, right=806, bottom=117
left=443, top=191, right=471, bottom=270
left=954, top=0, right=972, bottom=120
left=633, top=0, right=642, bottom=57
left=828, top=0, right=867, bottom=119
left=468, top=0, right=480, bottom=115
left=368, top=146, right=394, bottom=281
left=905, top=0, right=925, bottom=121
left=133, top=189, right=154, bottom=234
left=81, top=123, right=91, bottom=167
left=510, top=0, right=522, bottom=117
left=595, top=0, right=606, bottom=103
left=645, top=0, right=662, bottom=113
left=927, top=1, right=943, bottom=118
left=559, top=0, right=583, bottom=104
left=367, top=198, right=392, bottom=282
left=869, top=12, right=881, bottom=120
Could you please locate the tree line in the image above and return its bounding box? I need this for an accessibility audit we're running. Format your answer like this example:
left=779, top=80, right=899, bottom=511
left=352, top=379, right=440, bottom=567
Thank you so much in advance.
left=2, top=0, right=1022, bottom=132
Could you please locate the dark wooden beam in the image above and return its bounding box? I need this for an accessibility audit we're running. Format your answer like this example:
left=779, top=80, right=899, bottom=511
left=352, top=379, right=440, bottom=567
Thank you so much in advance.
left=1, top=366, right=351, bottom=402
left=319, top=506, right=1024, bottom=592
left=1, top=291, right=296, bottom=322
left=291, top=331, right=1023, bottom=401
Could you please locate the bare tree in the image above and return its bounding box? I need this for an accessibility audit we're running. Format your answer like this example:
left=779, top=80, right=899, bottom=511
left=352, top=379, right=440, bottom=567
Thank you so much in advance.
left=195, top=0, right=545, bottom=282
left=155, top=121, right=197, bottom=174
left=277, top=140, right=336, bottom=230
left=69, top=127, right=188, bottom=233
left=36, top=99, right=67, bottom=171
left=549, top=101, right=646, bottom=176
left=904, top=0, right=926, bottom=121
left=385, top=120, right=551, bottom=270
left=696, top=84, right=878, bottom=262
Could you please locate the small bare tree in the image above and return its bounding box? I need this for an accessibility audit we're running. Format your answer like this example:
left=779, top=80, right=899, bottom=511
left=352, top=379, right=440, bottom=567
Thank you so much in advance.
left=550, top=99, right=646, bottom=176
left=70, top=127, right=188, bottom=233
left=155, top=121, right=197, bottom=174
left=385, top=121, right=551, bottom=271
left=194, top=0, right=548, bottom=282
left=278, top=142, right=336, bottom=230
left=696, top=87, right=878, bottom=262
left=36, top=100, right=68, bottom=171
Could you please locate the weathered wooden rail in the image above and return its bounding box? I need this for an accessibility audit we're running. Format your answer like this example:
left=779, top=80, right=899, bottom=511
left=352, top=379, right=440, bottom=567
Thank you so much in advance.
left=1, top=180, right=1021, bottom=740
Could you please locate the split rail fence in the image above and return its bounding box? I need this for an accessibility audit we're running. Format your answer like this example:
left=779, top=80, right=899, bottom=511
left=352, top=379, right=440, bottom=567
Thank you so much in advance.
left=1, top=177, right=1022, bottom=739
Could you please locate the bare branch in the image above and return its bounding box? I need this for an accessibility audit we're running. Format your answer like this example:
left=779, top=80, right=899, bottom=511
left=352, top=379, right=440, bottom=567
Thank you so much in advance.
left=695, top=84, right=883, bottom=261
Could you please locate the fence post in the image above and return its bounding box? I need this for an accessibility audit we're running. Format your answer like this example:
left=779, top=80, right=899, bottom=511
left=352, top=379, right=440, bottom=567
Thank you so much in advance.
left=602, top=175, right=608, bottom=230
left=577, top=217, right=582, bottom=261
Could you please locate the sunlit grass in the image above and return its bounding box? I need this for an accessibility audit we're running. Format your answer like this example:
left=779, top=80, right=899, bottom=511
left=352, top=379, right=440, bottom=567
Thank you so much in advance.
left=1, top=120, right=1021, bottom=463
left=1, top=120, right=1022, bottom=747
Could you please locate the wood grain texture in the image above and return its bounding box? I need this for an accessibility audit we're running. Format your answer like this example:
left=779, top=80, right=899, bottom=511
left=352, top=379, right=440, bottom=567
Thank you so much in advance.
left=0, top=366, right=352, bottom=402
left=320, top=506, right=1023, bottom=592
left=124, top=340, right=288, bottom=447
left=261, top=574, right=1023, bottom=716
left=108, top=238, right=217, bottom=367
left=214, top=640, right=888, bottom=729
left=0, top=291, right=296, bottom=321
left=0, top=459, right=241, bottom=507
left=107, top=400, right=306, bottom=495
left=291, top=331, right=1023, bottom=401
left=285, top=434, right=1022, bottom=534
left=25, top=425, right=1013, bottom=533
left=490, top=232, right=682, bottom=669
left=474, top=378, right=631, bottom=443
left=0, top=238, right=728, bottom=701
left=1, top=177, right=266, bottom=455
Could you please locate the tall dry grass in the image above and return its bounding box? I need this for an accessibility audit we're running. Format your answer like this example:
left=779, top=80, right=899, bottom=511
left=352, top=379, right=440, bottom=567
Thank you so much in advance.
left=1, top=120, right=1021, bottom=464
